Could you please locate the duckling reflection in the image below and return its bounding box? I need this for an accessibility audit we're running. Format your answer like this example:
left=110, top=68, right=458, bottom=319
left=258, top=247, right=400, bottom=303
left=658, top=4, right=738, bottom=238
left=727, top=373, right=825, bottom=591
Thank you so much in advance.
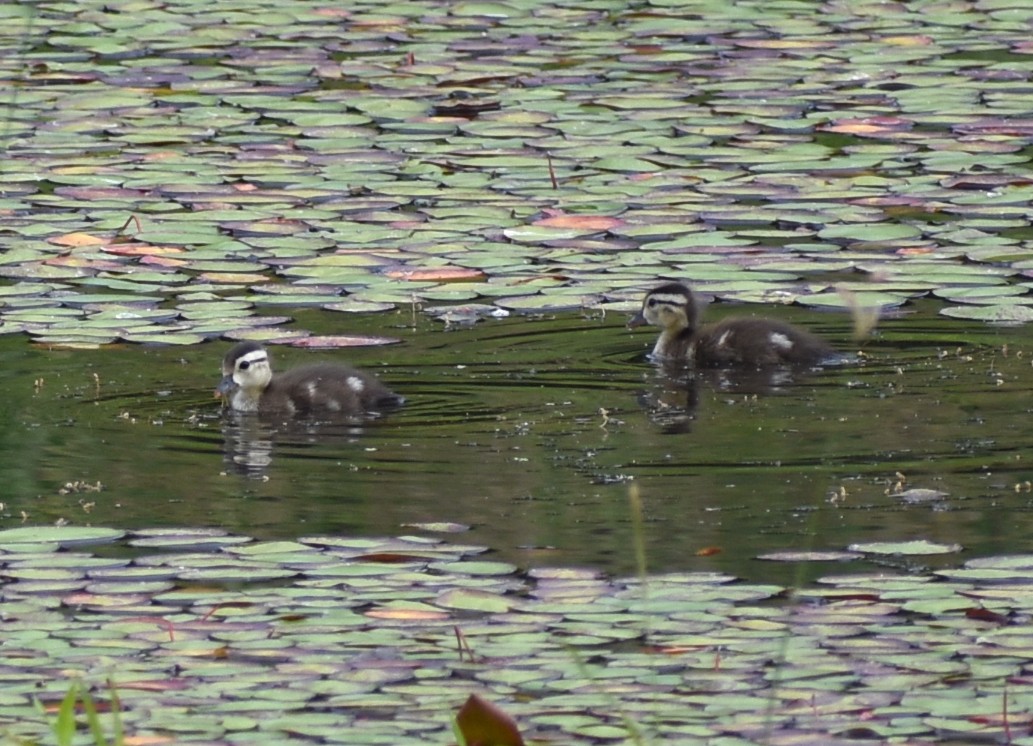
left=637, top=370, right=699, bottom=434
left=636, top=360, right=830, bottom=434
left=630, top=354, right=701, bottom=434
left=221, top=410, right=274, bottom=478
left=219, top=410, right=374, bottom=479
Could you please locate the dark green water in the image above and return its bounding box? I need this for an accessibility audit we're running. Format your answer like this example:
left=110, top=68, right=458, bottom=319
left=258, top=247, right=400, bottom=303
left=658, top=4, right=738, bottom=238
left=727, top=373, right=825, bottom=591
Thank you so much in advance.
left=2, top=300, right=1032, bottom=583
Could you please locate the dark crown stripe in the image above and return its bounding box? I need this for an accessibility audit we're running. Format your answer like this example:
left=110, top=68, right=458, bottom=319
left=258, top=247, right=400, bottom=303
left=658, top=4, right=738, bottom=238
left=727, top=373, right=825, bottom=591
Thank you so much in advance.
left=647, top=292, right=690, bottom=307
left=236, top=350, right=268, bottom=365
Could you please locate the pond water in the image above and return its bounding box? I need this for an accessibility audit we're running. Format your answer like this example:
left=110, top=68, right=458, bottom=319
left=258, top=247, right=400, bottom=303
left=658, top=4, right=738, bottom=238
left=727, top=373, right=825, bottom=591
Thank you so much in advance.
left=3, top=300, right=1032, bottom=584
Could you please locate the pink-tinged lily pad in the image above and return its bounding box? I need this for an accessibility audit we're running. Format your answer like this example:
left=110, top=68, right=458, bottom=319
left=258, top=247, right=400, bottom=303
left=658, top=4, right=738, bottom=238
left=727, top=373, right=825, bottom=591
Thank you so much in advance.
left=101, top=243, right=186, bottom=257
left=48, top=232, right=108, bottom=248
left=532, top=213, right=624, bottom=232
left=197, top=272, right=272, bottom=284
left=819, top=117, right=916, bottom=136
left=382, top=266, right=487, bottom=282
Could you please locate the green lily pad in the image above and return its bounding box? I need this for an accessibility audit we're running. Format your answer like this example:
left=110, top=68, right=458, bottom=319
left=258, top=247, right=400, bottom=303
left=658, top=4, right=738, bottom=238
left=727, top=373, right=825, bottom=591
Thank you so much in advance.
left=847, top=540, right=962, bottom=555
left=0, top=526, right=124, bottom=548
left=939, top=304, right=1033, bottom=323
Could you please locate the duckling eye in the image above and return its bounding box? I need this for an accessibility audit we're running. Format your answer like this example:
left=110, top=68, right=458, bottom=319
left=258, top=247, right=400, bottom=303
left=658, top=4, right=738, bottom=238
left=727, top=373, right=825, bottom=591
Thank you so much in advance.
left=647, top=298, right=657, bottom=308
left=239, top=361, right=250, bottom=371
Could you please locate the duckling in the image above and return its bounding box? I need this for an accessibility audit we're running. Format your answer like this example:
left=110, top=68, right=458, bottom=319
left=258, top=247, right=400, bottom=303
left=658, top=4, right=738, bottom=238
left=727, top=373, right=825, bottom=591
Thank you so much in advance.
left=216, top=341, right=404, bottom=416
left=628, top=282, right=835, bottom=367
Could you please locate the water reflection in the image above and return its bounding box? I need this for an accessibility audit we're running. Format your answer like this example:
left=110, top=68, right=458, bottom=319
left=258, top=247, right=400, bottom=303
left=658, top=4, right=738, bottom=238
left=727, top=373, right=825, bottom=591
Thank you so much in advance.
left=221, top=412, right=275, bottom=477
left=636, top=357, right=858, bottom=434
left=220, top=408, right=389, bottom=478
left=2, top=303, right=1031, bottom=584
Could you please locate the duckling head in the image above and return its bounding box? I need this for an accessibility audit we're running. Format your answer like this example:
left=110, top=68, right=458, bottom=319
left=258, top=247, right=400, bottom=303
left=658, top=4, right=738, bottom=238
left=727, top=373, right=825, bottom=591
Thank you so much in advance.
left=216, top=341, right=273, bottom=401
left=628, top=282, right=697, bottom=334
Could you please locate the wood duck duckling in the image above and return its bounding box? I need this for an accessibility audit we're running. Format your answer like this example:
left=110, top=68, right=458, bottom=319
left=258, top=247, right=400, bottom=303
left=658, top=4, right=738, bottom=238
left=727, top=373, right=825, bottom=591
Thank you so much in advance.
left=628, top=282, right=836, bottom=368
left=216, top=341, right=404, bottom=416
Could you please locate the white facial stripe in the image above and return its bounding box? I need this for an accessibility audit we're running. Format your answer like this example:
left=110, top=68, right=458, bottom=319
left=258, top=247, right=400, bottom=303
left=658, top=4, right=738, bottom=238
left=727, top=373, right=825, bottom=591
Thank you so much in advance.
left=237, top=350, right=268, bottom=369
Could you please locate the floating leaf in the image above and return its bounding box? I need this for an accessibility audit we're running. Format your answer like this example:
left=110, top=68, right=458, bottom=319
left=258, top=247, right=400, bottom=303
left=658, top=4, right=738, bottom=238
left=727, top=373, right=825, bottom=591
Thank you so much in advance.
left=532, top=214, right=624, bottom=231
left=286, top=335, right=402, bottom=348
left=847, top=540, right=962, bottom=556
left=48, top=232, right=107, bottom=247
left=383, top=267, right=487, bottom=282
left=939, top=304, right=1033, bottom=323
left=455, top=694, right=525, bottom=746
left=0, top=526, right=124, bottom=548
left=894, top=488, right=949, bottom=504
left=401, top=522, right=470, bottom=533
left=435, top=588, right=512, bottom=613
left=757, top=551, right=863, bottom=562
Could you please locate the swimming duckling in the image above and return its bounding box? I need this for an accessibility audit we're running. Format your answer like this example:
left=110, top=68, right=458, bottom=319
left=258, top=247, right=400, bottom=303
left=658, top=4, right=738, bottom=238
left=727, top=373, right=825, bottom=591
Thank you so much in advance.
left=216, top=341, right=404, bottom=416
left=628, top=282, right=835, bottom=367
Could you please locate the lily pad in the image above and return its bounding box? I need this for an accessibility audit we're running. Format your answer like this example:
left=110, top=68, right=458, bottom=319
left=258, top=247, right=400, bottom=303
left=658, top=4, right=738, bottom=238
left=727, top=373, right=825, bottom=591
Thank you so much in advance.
left=286, top=335, right=402, bottom=348
left=0, top=526, right=124, bottom=548
left=939, top=304, right=1033, bottom=323
left=847, top=540, right=962, bottom=556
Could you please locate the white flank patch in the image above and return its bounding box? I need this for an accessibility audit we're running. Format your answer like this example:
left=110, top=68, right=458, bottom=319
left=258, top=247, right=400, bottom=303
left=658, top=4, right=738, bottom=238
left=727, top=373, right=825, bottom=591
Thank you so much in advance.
left=716, top=330, right=732, bottom=348
left=326, top=399, right=341, bottom=412
left=769, top=332, right=793, bottom=351
left=346, top=376, right=365, bottom=393
left=304, top=381, right=318, bottom=397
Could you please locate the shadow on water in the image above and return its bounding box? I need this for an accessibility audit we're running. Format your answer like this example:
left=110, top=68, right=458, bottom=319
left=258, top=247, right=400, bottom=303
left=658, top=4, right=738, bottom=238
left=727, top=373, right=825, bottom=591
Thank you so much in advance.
left=3, top=299, right=1033, bottom=584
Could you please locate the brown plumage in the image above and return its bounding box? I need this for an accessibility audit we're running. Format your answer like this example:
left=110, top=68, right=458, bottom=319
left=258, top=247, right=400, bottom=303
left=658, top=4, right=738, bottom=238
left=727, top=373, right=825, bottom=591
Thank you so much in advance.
left=628, top=282, right=835, bottom=367
left=216, top=341, right=403, bottom=416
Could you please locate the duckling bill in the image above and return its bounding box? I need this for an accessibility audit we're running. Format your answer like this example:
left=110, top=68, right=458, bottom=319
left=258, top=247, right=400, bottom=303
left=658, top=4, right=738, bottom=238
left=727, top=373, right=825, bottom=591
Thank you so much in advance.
left=216, top=341, right=403, bottom=416
left=629, top=282, right=835, bottom=368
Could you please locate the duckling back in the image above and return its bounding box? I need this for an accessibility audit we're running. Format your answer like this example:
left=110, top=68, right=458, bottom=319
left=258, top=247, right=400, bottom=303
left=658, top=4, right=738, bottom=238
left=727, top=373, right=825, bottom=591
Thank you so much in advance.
left=263, top=363, right=404, bottom=416
left=693, top=317, right=834, bottom=368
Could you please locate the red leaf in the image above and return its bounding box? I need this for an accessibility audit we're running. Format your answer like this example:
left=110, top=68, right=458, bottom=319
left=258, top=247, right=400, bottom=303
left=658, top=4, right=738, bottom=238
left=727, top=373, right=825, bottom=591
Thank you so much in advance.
left=965, top=607, right=1010, bottom=624
left=455, top=694, right=525, bottom=746
left=532, top=214, right=623, bottom=231
left=383, top=266, right=486, bottom=282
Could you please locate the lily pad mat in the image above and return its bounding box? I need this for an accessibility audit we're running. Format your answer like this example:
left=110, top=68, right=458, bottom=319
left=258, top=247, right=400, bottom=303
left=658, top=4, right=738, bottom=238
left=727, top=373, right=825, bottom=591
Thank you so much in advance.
left=2, top=526, right=1033, bottom=744
left=5, top=1, right=1033, bottom=345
